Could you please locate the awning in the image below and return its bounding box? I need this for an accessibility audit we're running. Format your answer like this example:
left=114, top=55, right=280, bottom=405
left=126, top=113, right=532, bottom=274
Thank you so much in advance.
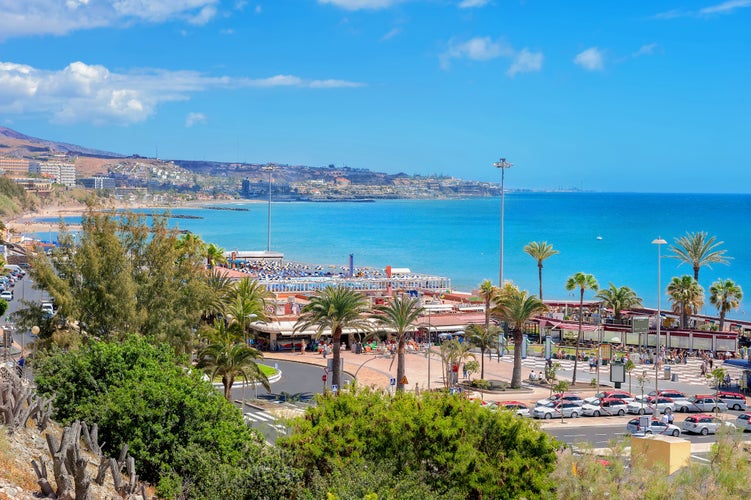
left=537, top=319, right=599, bottom=332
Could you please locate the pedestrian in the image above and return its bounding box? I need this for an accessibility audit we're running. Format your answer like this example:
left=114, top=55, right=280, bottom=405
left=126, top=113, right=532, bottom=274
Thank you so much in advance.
left=462, top=364, right=468, bottom=379
left=16, top=355, right=25, bottom=377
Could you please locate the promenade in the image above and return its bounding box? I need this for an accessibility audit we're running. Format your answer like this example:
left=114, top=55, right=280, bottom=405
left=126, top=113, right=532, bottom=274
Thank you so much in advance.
left=263, top=346, right=742, bottom=407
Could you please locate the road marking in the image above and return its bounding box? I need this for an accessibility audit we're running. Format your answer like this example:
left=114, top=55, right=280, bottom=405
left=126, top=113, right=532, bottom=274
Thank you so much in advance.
left=244, top=412, right=275, bottom=423
left=691, top=455, right=711, bottom=463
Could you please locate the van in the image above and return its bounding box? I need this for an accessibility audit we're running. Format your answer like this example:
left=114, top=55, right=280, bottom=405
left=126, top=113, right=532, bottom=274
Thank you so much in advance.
left=41, top=302, right=55, bottom=317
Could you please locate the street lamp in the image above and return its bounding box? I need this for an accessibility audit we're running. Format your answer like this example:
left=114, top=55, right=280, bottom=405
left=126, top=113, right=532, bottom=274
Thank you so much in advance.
left=262, top=166, right=274, bottom=253
left=652, top=236, right=667, bottom=417
left=493, top=158, right=513, bottom=287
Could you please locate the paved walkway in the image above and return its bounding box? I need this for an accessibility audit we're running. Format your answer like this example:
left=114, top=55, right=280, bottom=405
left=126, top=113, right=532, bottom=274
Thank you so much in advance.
left=263, top=348, right=747, bottom=407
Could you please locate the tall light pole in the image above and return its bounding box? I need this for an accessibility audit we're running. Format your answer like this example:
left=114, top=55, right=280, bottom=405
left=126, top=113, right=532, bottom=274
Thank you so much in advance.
left=652, top=236, right=667, bottom=417
left=262, top=166, right=274, bottom=252
left=493, top=158, right=513, bottom=287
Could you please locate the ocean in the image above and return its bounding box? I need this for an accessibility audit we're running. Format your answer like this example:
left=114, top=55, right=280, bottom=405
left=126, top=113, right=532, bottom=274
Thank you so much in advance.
left=36, top=192, right=751, bottom=316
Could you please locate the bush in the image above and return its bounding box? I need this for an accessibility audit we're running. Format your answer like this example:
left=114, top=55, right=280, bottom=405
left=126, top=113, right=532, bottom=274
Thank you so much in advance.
left=471, top=378, right=492, bottom=390
left=34, top=336, right=300, bottom=497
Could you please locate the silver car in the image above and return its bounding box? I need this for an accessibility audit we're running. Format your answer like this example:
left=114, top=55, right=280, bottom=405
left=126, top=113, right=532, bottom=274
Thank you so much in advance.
left=532, top=401, right=583, bottom=419
left=627, top=396, right=674, bottom=415
left=626, top=418, right=681, bottom=436
left=683, top=396, right=728, bottom=413
left=582, top=398, right=628, bottom=417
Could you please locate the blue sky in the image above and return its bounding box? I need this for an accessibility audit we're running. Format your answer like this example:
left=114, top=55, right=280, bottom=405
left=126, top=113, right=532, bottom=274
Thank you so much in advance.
left=0, top=1, right=749, bottom=192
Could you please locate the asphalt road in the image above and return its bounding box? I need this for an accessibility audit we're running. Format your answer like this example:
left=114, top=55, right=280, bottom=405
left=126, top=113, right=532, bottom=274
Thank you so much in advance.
left=232, top=359, right=355, bottom=443
left=3, top=272, right=47, bottom=359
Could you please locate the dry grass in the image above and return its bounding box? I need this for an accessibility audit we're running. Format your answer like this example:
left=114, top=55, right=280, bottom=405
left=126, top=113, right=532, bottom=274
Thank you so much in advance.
left=0, top=427, right=39, bottom=495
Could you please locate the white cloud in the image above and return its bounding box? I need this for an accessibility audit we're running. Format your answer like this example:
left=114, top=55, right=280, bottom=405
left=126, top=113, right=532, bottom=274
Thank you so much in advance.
left=655, top=0, right=751, bottom=18
left=633, top=43, right=659, bottom=57
left=318, top=0, right=403, bottom=10
left=507, top=49, right=543, bottom=77
left=573, top=47, right=605, bottom=71
left=0, top=60, right=365, bottom=125
left=381, top=27, right=401, bottom=41
left=458, top=0, right=490, bottom=8
left=186, top=112, right=207, bottom=127
left=440, top=36, right=513, bottom=69
left=0, top=0, right=221, bottom=40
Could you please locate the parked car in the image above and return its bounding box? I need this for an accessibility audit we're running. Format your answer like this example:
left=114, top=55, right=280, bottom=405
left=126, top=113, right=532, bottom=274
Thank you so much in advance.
left=717, top=391, right=748, bottom=411
left=653, top=391, right=690, bottom=411
left=735, top=413, right=751, bottom=431
left=536, top=393, right=584, bottom=407
left=582, top=397, right=629, bottom=417
left=627, top=396, right=675, bottom=415
left=626, top=417, right=681, bottom=436
left=496, top=401, right=530, bottom=417
left=682, top=414, right=735, bottom=435
left=0, top=291, right=13, bottom=301
left=583, top=390, right=634, bottom=405
left=683, top=395, right=728, bottom=413
left=532, top=401, right=583, bottom=419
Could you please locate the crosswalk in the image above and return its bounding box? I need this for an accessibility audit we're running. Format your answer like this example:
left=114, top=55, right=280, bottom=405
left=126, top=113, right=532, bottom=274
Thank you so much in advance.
left=498, top=356, right=745, bottom=389
left=243, top=410, right=276, bottom=424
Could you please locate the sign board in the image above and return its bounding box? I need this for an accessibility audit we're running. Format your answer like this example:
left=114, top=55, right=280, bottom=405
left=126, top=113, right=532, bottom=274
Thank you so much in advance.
left=400, top=376, right=409, bottom=385
left=610, top=362, right=626, bottom=384
left=544, top=335, right=552, bottom=360
left=600, top=343, right=612, bottom=361
left=638, top=415, right=651, bottom=431
left=322, top=374, right=327, bottom=382
left=331, top=384, right=338, bottom=393
left=632, top=317, right=650, bottom=334
left=390, top=377, right=396, bottom=386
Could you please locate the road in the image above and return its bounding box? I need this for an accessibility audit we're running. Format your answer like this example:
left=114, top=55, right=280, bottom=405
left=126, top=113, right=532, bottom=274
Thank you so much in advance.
left=2, top=271, right=47, bottom=360
left=232, top=359, right=354, bottom=444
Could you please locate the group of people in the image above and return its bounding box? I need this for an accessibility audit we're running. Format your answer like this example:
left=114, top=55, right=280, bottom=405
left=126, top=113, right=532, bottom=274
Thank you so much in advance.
left=231, top=259, right=387, bottom=281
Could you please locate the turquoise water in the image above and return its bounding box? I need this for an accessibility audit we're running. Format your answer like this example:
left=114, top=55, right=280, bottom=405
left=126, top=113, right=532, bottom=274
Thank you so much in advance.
left=36, top=193, right=751, bottom=315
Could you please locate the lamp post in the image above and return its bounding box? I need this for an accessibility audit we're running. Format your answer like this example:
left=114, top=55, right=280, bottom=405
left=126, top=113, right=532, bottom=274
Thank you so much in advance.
left=652, top=237, right=667, bottom=417
left=262, top=166, right=274, bottom=253
left=493, top=158, right=513, bottom=287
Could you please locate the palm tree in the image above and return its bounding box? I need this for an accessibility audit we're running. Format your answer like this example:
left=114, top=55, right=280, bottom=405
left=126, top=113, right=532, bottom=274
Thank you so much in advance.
left=565, top=272, right=599, bottom=385
left=670, top=231, right=731, bottom=281
left=595, top=283, right=643, bottom=322
left=196, top=320, right=270, bottom=400
left=227, top=278, right=272, bottom=344
left=709, top=278, right=743, bottom=332
left=205, top=242, right=228, bottom=268
left=465, top=323, right=500, bottom=380
left=294, top=286, right=372, bottom=389
left=523, top=241, right=559, bottom=302
left=491, top=285, right=547, bottom=388
left=667, top=275, right=704, bottom=329
left=478, top=279, right=498, bottom=330
left=439, top=338, right=475, bottom=389
left=200, top=269, right=235, bottom=325
left=371, top=294, right=424, bottom=392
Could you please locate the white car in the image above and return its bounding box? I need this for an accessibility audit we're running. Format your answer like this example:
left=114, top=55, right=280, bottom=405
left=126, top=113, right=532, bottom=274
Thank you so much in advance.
left=683, top=395, right=728, bottom=413
left=581, top=397, right=628, bottom=417
left=682, top=414, right=735, bottom=435
left=735, top=413, right=751, bottom=431
left=627, top=396, right=674, bottom=415
left=626, top=418, right=681, bottom=436
left=532, top=401, right=583, bottom=419
left=536, top=393, right=584, bottom=407
left=496, top=401, right=531, bottom=417
left=583, top=390, right=634, bottom=405
left=0, top=291, right=12, bottom=301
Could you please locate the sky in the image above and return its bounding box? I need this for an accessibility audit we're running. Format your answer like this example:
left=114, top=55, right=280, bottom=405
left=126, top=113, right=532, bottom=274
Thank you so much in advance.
left=0, top=0, right=749, bottom=192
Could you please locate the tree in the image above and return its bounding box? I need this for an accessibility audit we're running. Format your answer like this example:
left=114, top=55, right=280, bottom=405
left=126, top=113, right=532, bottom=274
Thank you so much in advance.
left=711, top=367, right=727, bottom=414
left=565, top=272, right=599, bottom=385
left=670, top=231, right=731, bottom=281
left=226, top=277, right=273, bottom=345
left=523, top=241, right=559, bottom=302
left=32, top=337, right=299, bottom=498
left=280, top=387, right=559, bottom=499
left=293, top=286, right=372, bottom=389
left=709, top=278, right=743, bottom=332
left=200, top=269, right=235, bottom=326
left=205, top=242, right=228, bottom=268
left=439, top=339, right=475, bottom=388
left=196, top=320, right=270, bottom=400
left=491, top=285, right=548, bottom=388
left=465, top=323, right=500, bottom=380
left=371, top=294, right=424, bottom=392
left=667, top=275, right=704, bottom=329
left=478, top=279, right=498, bottom=330
left=625, top=358, right=636, bottom=394
left=595, top=283, right=642, bottom=322
left=552, top=380, right=570, bottom=422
